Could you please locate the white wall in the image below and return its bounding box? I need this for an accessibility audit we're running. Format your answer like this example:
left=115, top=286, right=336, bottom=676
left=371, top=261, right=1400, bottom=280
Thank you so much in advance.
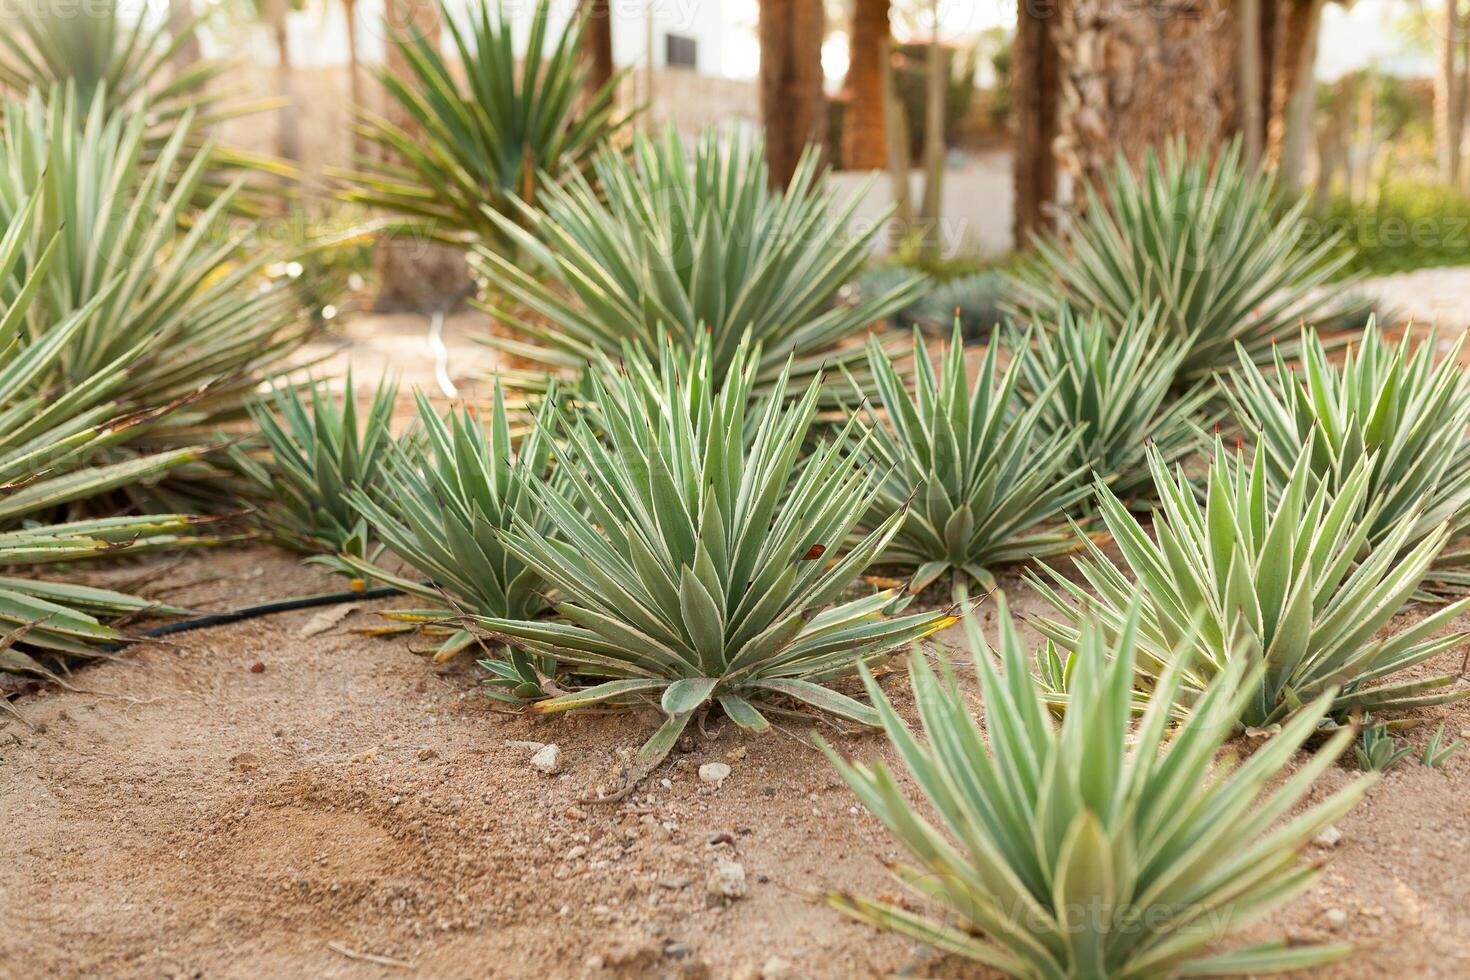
left=828, top=151, right=1015, bottom=259
left=216, top=0, right=727, bottom=77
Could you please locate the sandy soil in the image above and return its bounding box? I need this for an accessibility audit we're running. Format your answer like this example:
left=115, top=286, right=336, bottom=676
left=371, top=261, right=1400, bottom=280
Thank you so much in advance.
left=3, top=542, right=1469, bottom=980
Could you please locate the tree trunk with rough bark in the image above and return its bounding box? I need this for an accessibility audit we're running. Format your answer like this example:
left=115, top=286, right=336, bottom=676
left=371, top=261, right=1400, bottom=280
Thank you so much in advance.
left=1053, top=0, right=1236, bottom=196
left=1012, top=0, right=1059, bottom=241
left=374, top=0, right=470, bottom=313
left=841, top=0, right=889, bottom=170
left=1265, top=0, right=1323, bottom=189
left=759, top=0, right=826, bottom=190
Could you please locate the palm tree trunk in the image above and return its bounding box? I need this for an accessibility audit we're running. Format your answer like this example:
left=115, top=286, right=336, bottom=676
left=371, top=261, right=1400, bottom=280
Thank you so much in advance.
left=1263, top=0, right=1323, bottom=193
left=579, top=0, right=615, bottom=95
left=917, top=31, right=946, bottom=260
left=881, top=38, right=912, bottom=228
left=758, top=0, right=826, bottom=190
left=1054, top=0, right=1235, bottom=196
left=1278, top=4, right=1321, bottom=195
left=1012, top=0, right=1059, bottom=240
left=264, top=0, right=299, bottom=162
left=841, top=0, right=889, bottom=170
left=1237, top=0, right=1263, bottom=167
left=343, top=0, right=364, bottom=157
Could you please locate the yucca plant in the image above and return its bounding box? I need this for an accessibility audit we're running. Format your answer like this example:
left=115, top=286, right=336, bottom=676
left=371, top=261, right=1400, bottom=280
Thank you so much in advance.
left=340, top=385, right=562, bottom=699
left=1004, top=140, right=1353, bottom=378
left=851, top=325, right=1090, bottom=600
left=823, top=596, right=1371, bottom=979
left=0, top=192, right=201, bottom=658
left=1030, top=438, right=1470, bottom=727
left=475, top=338, right=953, bottom=794
left=1, top=0, right=224, bottom=123
left=0, top=0, right=285, bottom=195
left=1224, top=321, right=1470, bottom=590
left=1010, top=303, right=1211, bottom=507
left=476, top=128, right=925, bottom=390
left=238, top=372, right=400, bottom=558
left=341, top=0, right=632, bottom=250
left=0, top=87, right=306, bottom=509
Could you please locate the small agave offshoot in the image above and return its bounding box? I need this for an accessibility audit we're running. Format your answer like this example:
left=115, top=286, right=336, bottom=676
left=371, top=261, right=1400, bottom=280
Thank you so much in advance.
left=478, top=338, right=954, bottom=796
left=342, top=384, right=564, bottom=702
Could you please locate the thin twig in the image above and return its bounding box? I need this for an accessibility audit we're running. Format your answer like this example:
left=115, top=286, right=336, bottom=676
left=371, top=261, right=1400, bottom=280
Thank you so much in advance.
left=328, top=941, right=415, bottom=970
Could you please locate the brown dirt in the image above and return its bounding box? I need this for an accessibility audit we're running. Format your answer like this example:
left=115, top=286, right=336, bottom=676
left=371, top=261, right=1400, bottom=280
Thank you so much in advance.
left=3, top=544, right=1470, bottom=979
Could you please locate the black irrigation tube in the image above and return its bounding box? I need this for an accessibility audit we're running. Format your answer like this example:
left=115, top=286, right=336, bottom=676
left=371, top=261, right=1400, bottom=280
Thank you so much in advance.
left=122, top=584, right=406, bottom=645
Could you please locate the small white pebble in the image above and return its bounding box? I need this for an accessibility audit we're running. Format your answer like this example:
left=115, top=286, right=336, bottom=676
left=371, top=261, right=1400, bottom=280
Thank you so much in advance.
left=530, top=744, right=562, bottom=774
left=706, top=858, right=748, bottom=899
left=699, top=762, right=732, bottom=786
left=1313, top=824, right=1343, bottom=848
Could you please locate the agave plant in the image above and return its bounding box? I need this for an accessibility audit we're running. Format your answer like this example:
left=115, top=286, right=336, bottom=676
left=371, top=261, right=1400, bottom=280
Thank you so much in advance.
left=1010, top=303, right=1210, bottom=507
left=1224, top=321, right=1470, bottom=588
left=1030, top=439, right=1470, bottom=727
left=340, top=385, right=563, bottom=700
left=823, top=596, right=1370, bottom=978
left=476, top=128, right=925, bottom=389
left=852, top=325, right=1090, bottom=600
left=341, top=0, right=632, bottom=249
left=1004, top=139, right=1353, bottom=378
left=0, top=87, right=306, bottom=508
left=854, top=266, right=1005, bottom=341
left=0, top=192, right=200, bottom=658
left=238, top=372, right=400, bottom=558
left=476, top=338, right=953, bottom=794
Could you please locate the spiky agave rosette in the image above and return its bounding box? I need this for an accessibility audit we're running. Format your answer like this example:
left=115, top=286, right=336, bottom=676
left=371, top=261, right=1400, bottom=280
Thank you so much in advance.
left=338, top=0, right=634, bottom=251
left=821, top=596, right=1371, bottom=978
left=0, top=190, right=209, bottom=660
left=474, top=127, right=925, bottom=398
left=1009, top=302, right=1211, bottom=509
left=1003, top=138, right=1355, bottom=379
left=475, top=337, right=954, bottom=796
left=0, top=87, right=308, bottom=512
left=1030, top=437, right=1470, bottom=727
left=339, top=383, right=565, bottom=700
left=850, top=323, right=1091, bottom=601
left=1223, top=321, right=1470, bottom=596
left=238, top=370, right=401, bottom=560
